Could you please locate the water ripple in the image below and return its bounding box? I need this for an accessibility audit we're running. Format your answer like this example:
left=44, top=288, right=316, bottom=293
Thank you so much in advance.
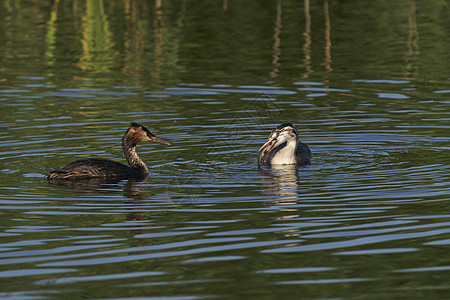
left=263, top=228, right=450, bottom=253
left=35, top=271, right=166, bottom=285
left=39, top=240, right=301, bottom=267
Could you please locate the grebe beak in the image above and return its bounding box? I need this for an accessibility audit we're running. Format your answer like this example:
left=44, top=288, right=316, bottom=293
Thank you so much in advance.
left=149, top=134, right=171, bottom=145
left=259, top=136, right=277, bottom=156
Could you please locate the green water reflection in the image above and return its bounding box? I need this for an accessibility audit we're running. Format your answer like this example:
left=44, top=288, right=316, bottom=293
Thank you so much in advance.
left=0, top=0, right=448, bottom=84
left=0, top=1, right=449, bottom=300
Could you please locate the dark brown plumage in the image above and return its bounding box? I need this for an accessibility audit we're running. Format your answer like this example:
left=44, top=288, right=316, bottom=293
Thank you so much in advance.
left=47, top=122, right=170, bottom=181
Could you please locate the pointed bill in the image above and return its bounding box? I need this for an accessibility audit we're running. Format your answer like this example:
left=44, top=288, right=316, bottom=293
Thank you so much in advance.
left=150, top=135, right=171, bottom=145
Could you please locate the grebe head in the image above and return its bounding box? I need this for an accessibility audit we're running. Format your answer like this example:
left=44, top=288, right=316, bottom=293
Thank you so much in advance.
left=258, top=123, right=298, bottom=165
left=125, top=122, right=171, bottom=146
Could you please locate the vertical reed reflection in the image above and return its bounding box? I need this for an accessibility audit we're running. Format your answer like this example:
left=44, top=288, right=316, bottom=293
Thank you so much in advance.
left=45, top=0, right=59, bottom=68
left=123, top=0, right=143, bottom=74
left=154, top=2, right=165, bottom=69
left=302, top=0, right=312, bottom=78
left=73, top=0, right=78, bottom=17
left=323, top=0, right=332, bottom=73
left=407, top=0, right=419, bottom=77
left=223, top=0, right=229, bottom=11
left=79, top=0, right=115, bottom=73
left=270, top=0, right=282, bottom=78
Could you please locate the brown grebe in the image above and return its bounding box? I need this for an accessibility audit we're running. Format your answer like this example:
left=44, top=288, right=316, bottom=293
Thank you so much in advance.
left=258, top=123, right=311, bottom=166
left=47, top=122, right=170, bottom=180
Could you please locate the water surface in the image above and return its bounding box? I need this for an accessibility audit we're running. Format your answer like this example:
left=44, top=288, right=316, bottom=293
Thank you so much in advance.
left=0, top=1, right=449, bottom=299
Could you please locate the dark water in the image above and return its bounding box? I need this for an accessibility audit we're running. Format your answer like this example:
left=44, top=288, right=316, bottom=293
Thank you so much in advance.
left=0, top=1, right=449, bottom=299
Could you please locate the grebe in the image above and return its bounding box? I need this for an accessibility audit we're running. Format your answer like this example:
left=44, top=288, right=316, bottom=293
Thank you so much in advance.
left=47, top=122, right=170, bottom=180
left=258, top=123, right=311, bottom=166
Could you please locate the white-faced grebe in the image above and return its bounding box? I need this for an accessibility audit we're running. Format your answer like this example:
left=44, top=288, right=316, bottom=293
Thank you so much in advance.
left=258, top=123, right=311, bottom=166
left=47, top=122, right=170, bottom=180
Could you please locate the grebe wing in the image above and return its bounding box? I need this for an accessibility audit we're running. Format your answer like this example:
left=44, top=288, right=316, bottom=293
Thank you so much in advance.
left=47, top=158, right=139, bottom=180
left=295, top=141, right=312, bottom=166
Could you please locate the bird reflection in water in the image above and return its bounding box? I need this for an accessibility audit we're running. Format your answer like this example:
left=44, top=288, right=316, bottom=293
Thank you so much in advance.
left=47, top=176, right=156, bottom=222
left=259, top=165, right=304, bottom=237
left=259, top=164, right=300, bottom=204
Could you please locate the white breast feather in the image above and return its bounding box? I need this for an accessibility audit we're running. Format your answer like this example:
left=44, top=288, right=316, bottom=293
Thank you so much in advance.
left=270, top=141, right=297, bottom=165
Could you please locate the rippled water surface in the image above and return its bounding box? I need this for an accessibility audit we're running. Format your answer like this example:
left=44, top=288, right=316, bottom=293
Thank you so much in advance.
left=0, top=1, right=449, bottom=299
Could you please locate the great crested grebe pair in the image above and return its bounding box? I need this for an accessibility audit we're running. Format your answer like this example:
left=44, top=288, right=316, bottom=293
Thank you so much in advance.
left=47, top=122, right=311, bottom=180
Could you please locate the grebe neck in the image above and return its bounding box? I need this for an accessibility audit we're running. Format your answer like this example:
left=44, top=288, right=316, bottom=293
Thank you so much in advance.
left=270, top=139, right=298, bottom=165
left=122, top=136, right=148, bottom=174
